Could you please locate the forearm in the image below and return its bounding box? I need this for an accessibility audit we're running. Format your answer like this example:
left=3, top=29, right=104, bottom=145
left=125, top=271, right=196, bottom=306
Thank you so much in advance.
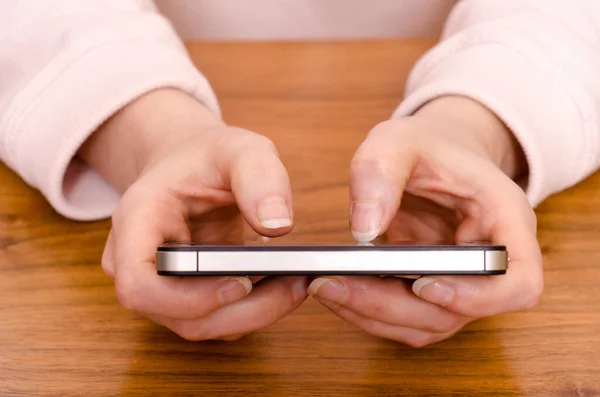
left=77, top=88, right=225, bottom=193
left=0, top=2, right=221, bottom=220
left=393, top=0, right=600, bottom=206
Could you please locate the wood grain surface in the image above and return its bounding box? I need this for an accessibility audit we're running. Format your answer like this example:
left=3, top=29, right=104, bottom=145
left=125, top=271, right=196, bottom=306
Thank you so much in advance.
left=1, top=39, right=599, bottom=396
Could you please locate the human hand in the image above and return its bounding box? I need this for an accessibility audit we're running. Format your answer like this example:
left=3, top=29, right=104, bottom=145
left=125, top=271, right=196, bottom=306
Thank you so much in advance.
left=307, top=96, right=543, bottom=347
left=78, top=88, right=309, bottom=341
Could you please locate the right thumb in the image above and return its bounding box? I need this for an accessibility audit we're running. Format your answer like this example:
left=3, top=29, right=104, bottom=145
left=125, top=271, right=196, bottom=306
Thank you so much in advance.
left=349, top=121, right=418, bottom=242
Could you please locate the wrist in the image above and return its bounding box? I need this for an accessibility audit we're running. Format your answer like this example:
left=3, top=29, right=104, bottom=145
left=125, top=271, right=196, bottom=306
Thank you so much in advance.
left=412, top=95, right=527, bottom=181
left=77, top=88, right=224, bottom=192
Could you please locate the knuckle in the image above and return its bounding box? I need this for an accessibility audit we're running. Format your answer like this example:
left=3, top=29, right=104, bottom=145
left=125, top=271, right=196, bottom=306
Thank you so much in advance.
left=514, top=194, right=537, bottom=226
left=528, top=210, right=538, bottom=229
left=100, top=256, right=114, bottom=278
left=430, top=316, right=461, bottom=334
left=365, top=301, right=386, bottom=319
left=114, top=275, right=139, bottom=312
left=350, top=148, right=400, bottom=179
left=110, top=207, right=121, bottom=227
left=368, top=119, right=400, bottom=138
left=511, top=186, right=538, bottom=229
left=111, top=194, right=134, bottom=223
left=404, top=332, right=435, bottom=348
left=175, top=322, right=209, bottom=342
left=256, top=293, right=294, bottom=328
left=260, top=304, right=282, bottom=327
left=367, top=119, right=420, bottom=146
left=230, top=135, right=283, bottom=175
left=351, top=129, right=419, bottom=183
left=217, top=129, right=280, bottom=167
left=520, top=275, right=544, bottom=310
left=234, top=131, right=278, bottom=155
left=253, top=134, right=278, bottom=153
left=100, top=241, right=115, bottom=278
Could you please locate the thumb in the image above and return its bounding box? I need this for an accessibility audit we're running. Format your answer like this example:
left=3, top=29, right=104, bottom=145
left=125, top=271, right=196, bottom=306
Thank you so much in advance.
left=349, top=122, right=417, bottom=242
left=223, top=132, right=294, bottom=237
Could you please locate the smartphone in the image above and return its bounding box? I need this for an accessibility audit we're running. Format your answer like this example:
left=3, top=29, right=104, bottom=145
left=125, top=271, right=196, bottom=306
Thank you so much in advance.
left=155, top=239, right=507, bottom=276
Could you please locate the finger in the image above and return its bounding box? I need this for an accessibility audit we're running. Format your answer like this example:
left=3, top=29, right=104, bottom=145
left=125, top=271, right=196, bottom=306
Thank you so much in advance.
left=412, top=218, right=542, bottom=317
left=218, top=130, right=294, bottom=237
left=307, top=276, right=465, bottom=333
left=144, top=313, right=250, bottom=342
left=154, top=276, right=309, bottom=341
left=118, top=272, right=254, bottom=320
left=352, top=122, right=543, bottom=318
left=314, top=297, right=462, bottom=347
left=111, top=187, right=253, bottom=319
left=349, top=121, right=418, bottom=242
left=412, top=171, right=543, bottom=318
left=101, top=227, right=116, bottom=278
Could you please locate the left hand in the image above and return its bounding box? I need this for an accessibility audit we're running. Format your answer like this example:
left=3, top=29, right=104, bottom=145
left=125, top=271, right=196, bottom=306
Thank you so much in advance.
left=78, top=88, right=308, bottom=341
left=307, top=96, right=544, bottom=347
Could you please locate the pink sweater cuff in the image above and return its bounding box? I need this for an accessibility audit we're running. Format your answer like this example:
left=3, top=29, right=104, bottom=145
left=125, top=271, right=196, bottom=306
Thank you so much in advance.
left=392, top=42, right=591, bottom=208
left=2, top=40, right=220, bottom=221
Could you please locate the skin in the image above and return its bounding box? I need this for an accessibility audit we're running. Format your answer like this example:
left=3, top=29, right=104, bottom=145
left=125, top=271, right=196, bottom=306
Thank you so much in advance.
left=309, top=96, right=543, bottom=346
left=78, top=89, right=543, bottom=346
left=78, top=88, right=309, bottom=341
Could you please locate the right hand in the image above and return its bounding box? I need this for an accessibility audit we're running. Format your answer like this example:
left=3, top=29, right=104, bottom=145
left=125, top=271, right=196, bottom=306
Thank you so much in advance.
left=78, top=88, right=309, bottom=341
left=308, top=96, right=542, bottom=346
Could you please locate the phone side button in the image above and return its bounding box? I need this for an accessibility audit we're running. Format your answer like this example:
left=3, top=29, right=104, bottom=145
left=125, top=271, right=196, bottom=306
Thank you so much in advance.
left=156, top=251, right=197, bottom=272
left=485, top=250, right=508, bottom=272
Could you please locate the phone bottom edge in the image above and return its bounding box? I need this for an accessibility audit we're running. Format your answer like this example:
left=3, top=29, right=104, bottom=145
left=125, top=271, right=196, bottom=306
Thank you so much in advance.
left=157, top=270, right=506, bottom=276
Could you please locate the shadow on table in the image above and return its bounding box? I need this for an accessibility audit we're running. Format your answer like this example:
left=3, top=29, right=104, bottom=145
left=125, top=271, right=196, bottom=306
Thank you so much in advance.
left=120, top=303, right=520, bottom=397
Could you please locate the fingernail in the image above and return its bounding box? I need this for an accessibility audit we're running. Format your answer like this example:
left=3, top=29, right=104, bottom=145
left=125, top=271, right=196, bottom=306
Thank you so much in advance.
left=218, top=277, right=252, bottom=305
left=257, top=196, right=292, bottom=229
left=292, top=277, right=308, bottom=302
left=351, top=200, right=382, bottom=242
left=412, top=278, right=454, bottom=306
left=307, top=277, right=347, bottom=303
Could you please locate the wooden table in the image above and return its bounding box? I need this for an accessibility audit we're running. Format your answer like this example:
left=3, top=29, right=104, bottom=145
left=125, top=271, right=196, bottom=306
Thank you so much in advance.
left=2, top=39, right=599, bottom=396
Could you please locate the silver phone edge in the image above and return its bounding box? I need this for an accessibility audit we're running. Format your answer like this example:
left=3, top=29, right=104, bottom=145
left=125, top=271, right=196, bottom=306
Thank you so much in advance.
left=156, top=249, right=508, bottom=274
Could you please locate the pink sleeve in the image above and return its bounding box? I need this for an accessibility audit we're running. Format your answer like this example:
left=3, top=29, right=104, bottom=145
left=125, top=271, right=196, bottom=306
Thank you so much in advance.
left=393, top=0, right=600, bottom=207
left=0, top=1, right=220, bottom=220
